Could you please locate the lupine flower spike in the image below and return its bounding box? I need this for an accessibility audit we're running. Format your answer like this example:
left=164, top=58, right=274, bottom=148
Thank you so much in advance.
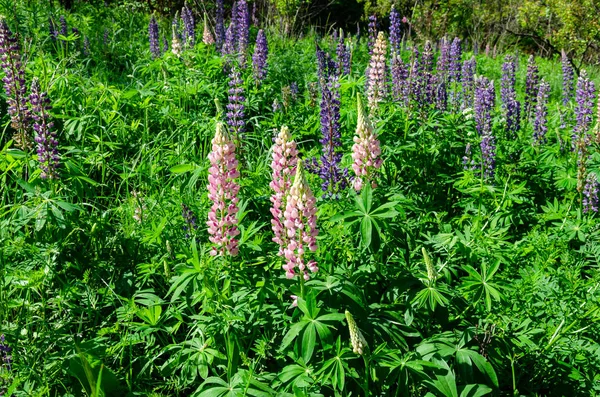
left=0, top=20, right=31, bottom=150
left=367, top=31, right=387, bottom=115
left=345, top=310, right=368, bottom=355
left=215, top=0, right=225, bottom=51
left=181, top=3, right=195, bottom=48
left=207, top=122, right=241, bottom=256
left=149, top=15, right=161, bottom=59
left=583, top=173, right=598, bottom=213
left=282, top=160, right=318, bottom=280
left=270, top=126, right=298, bottom=255
left=533, top=80, right=550, bottom=145
left=171, top=22, right=182, bottom=56
left=352, top=95, right=382, bottom=191
left=202, top=14, right=215, bottom=45
left=524, top=55, right=539, bottom=120
left=252, top=29, right=268, bottom=82
left=30, top=78, right=60, bottom=179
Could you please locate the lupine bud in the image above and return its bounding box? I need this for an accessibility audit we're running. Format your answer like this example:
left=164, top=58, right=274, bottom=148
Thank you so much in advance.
left=336, top=29, right=350, bottom=76
left=583, top=172, right=598, bottom=213
left=30, top=78, right=60, bottom=179
left=181, top=203, right=198, bottom=238
left=345, top=310, right=368, bottom=355
left=149, top=15, right=161, bottom=59
left=533, top=80, right=550, bottom=145
left=524, top=55, right=539, bottom=120
left=352, top=95, right=382, bottom=191
left=422, top=247, right=437, bottom=282
left=367, top=14, right=377, bottom=54
left=282, top=160, right=318, bottom=280
left=0, top=20, right=31, bottom=150
left=181, top=3, right=195, bottom=48
left=207, top=122, right=241, bottom=256
left=270, top=126, right=299, bottom=255
left=226, top=65, right=245, bottom=137
left=171, top=23, right=182, bottom=56
left=202, top=13, right=215, bottom=45
left=252, top=29, right=268, bottom=82
left=367, top=31, right=387, bottom=114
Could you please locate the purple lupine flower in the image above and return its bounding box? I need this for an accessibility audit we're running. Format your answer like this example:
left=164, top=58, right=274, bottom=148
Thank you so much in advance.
left=252, top=1, right=258, bottom=26
left=562, top=49, right=574, bottom=107
left=501, top=55, right=520, bottom=136
left=367, top=32, right=387, bottom=114
left=30, top=78, right=60, bottom=179
left=409, top=46, right=424, bottom=106
left=462, top=143, right=476, bottom=170
left=461, top=56, right=476, bottom=110
left=181, top=3, right=195, bottom=48
left=149, top=15, right=161, bottom=59
left=59, top=15, right=68, bottom=36
left=181, top=203, right=199, bottom=238
left=435, top=75, right=447, bottom=111
left=422, top=41, right=436, bottom=106
left=252, top=29, right=268, bottom=82
left=448, top=38, right=461, bottom=83
left=474, top=75, right=495, bottom=136
left=162, top=35, right=169, bottom=52
left=389, top=6, right=401, bottom=56
left=215, top=0, right=225, bottom=51
left=235, top=0, right=250, bottom=66
left=0, top=20, right=31, bottom=150
left=583, top=173, right=598, bottom=213
left=290, top=82, right=299, bottom=98
left=437, top=37, right=449, bottom=76
left=222, top=22, right=235, bottom=55
left=367, top=14, right=377, bottom=54
left=573, top=70, right=596, bottom=143
left=422, top=41, right=434, bottom=73
left=533, top=80, right=550, bottom=145
left=336, top=29, right=350, bottom=76
left=226, top=65, right=245, bottom=137
left=309, top=47, right=348, bottom=198
left=480, top=132, right=496, bottom=180
left=524, top=55, right=539, bottom=120
left=0, top=334, right=12, bottom=374
left=391, top=54, right=409, bottom=106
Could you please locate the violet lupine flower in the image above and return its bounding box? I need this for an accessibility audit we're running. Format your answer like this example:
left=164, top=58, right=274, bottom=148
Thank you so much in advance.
left=59, top=15, right=68, bottom=36
left=409, top=46, right=424, bottom=106
left=435, top=75, right=447, bottom=111
left=562, top=49, right=574, bottom=107
left=573, top=70, right=596, bottom=142
left=474, top=76, right=496, bottom=180
left=422, top=41, right=436, bottom=106
left=215, top=0, right=225, bottom=51
left=524, top=55, right=539, bottom=120
left=181, top=203, right=198, bottom=238
left=461, top=56, right=476, bottom=110
left=252, top=29, right=268, bottom=82
left=236, top=0, right=250, bottom=66
left=583, top=173, right=598, bottom=213
left=389, top=6, right=401, bottom=56
left=0, top=334, right=12, bottom=374
left=202, top=14, right=215, bottom=45
left=474, top=75, right=495, bottom=136
left=367, top=32, right=387, bottom=114
left=437, top=37, right=449, bottom=76
left=222, top=23, right=236, bottom=56
left=149, top=16, right=161, bottom=59
left=336, top=29, right=351, bottom=76
left=290, top=82, right=299, bottom=98
left=282, top=159, right=319, bottom=280
left=533, top=80, right=550, bottom=145
left=49, top=17, right=58, bottom=39
left=367, top=14, right=377, bottom=54
left=181, top=3, right=195, bottom=48
left=501, top=55, right=520, bottom=136
left=226, top=65, right=245, bottom=137
left=462, top=143, right=476, bottom=170
left=352, top=95, right=382, bottom=191
left=391, top=54, right=409, bottom=106
left=270, top=126, right=299, bottom=255
left=310, top=48, right=348, bottom=198
left=207, top=122, right=241, bottom=256
left=30, top=78, right=60, bottom=179
left=0, top=20, right=31, bottom=150
left=162, top=35, right=169, bottom=52
left=448, top=38, right=461, bottom=83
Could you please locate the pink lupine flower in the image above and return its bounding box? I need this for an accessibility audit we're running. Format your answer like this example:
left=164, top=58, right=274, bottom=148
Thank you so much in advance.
left=202, top=14, right=214, bottom=45
left=270, top=126, right=298, bottom=255
left=282, top=160, right=319, bottom=280
left=207, top=122, right=240, bottom=256
left=290, top=295, right=298, bottom=307
left=352, top=95, right=382, bottom=191
left=367, top=31, right=387, bottom=114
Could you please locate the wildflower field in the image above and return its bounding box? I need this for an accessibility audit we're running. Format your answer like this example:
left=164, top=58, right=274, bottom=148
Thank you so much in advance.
left=1, top=0, right=600, bottom=396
